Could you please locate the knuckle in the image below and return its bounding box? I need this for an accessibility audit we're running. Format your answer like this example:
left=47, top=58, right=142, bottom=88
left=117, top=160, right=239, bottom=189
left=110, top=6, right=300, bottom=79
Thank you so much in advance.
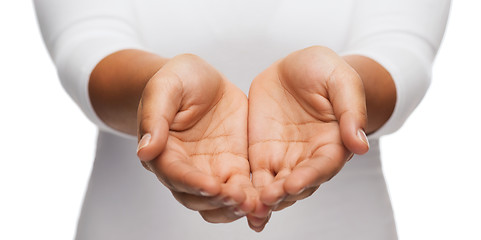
left=173, top=53, right=203, bottom=69
left=138, top=113, right=156, bottom=129
left=176, top=53, right=199, bottom=61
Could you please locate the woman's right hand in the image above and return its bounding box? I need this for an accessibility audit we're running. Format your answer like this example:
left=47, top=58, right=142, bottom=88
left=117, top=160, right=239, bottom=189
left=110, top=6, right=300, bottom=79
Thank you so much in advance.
left=136, top=54, right=256, bottom=223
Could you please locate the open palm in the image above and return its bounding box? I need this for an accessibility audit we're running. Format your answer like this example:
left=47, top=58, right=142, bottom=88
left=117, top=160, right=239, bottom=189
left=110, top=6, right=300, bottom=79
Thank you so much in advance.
left=137, top=54, right=256, bottom=223
left=247, top=47, right=369, bottom=231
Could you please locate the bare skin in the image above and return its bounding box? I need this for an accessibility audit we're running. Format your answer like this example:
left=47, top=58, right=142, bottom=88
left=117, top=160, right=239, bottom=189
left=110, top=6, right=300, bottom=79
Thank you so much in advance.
left=91, top=52, right=256, bottom=223
left=246, top=46, right=395, bottom=231
left=137, top=54, right=257, bottom=222
left=89, top=46, right=395, bottom=230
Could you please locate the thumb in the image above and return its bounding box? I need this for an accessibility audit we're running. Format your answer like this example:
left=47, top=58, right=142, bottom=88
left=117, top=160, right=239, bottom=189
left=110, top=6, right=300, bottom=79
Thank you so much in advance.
left=136, top=70, right=183, bottom=161
left=327, top=65, right=369, bottom=155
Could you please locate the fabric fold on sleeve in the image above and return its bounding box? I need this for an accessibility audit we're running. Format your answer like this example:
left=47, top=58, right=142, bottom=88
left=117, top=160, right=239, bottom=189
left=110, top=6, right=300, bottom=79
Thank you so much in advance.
left=35, top=0, right=145, bottom=139
left=54, top=24, right=145, bottom=139
left=341, top=33, right=433, bottom=139
left=341, top=0, right=451, bottom=139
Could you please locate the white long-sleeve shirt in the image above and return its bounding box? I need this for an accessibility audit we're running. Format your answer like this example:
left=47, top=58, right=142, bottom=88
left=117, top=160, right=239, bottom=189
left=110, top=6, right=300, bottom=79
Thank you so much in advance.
left=34, top=0, right=450, bottom=239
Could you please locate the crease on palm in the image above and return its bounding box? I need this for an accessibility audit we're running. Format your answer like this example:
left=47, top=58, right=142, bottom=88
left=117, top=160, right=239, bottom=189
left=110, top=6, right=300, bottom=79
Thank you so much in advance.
left=166, top=92, right=249, bottom=182
left=250, top=79, right=343, bottom=172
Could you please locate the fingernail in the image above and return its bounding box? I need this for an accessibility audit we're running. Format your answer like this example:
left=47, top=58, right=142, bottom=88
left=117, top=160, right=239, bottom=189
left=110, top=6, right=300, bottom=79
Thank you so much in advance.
left=223, top=197, right=238, bottom=206
left=200, top=190, right=213, bottom=197
left=137, top=133, right=151, bottom=153
left=347, top=153, right=354, bottom=161
left=233, top=207, right=246, bottom=217
left=273, top=197, right=283, bottom=205
left=357, top=129, right=369, bottom=148
left=294, top=187, right=306, bottom=195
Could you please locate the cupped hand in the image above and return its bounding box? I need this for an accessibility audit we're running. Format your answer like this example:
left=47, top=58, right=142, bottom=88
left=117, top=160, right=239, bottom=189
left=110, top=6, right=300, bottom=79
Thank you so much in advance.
left=136, top=54, right=256, bottom=223
left=247, top=46, right=370, bottom=231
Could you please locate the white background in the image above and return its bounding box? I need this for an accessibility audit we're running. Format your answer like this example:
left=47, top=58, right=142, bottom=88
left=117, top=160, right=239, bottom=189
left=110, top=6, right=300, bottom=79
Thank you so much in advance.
left=0, top=1, right=479, bottom=239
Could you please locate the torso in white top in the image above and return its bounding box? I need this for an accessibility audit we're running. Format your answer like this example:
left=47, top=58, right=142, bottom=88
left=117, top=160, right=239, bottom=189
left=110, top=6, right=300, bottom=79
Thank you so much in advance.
left=79, top=1, right=394, bottom=239
left=33, top=0, right=450, bottom=239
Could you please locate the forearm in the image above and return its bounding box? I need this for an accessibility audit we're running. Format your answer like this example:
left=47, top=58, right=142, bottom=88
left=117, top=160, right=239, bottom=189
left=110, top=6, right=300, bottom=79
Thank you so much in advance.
left=343, top=55, right=396, bottom=134
left=89, top=49, right=169, bottom=135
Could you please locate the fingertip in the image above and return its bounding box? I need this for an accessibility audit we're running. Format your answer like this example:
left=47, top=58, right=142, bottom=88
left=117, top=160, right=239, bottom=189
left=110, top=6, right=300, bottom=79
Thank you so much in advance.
left=249, top=198, right=271, bottom=219
left=163, top=161, right=223, bottom=196
left=251, top=170, right=275, bottom=191
left=236, top=191, right=247, bottom=206
left=247, top=218, right=266, bottom=232
left=239, top=197, right=257, bottom=214
left=250, top=224, right=266, bottom=233
left=237, top=182, right=260, bottom=215
left=339, top=117, right=369, bottom=155
left=137, top=118, right=170, bottom=161
left=221, top=183, right=246, bottom=207
left=136, top=133, right=168, bottom=161
left=198, top=178, right=222, bottom=197
left=259, top=180, right=285, bottom=206
left=356, top=128, right=370, bottom=154
left=283, top=173, right=306, bottom=196
left=247, top=212, right=271, bottom=232
left=136, top=133, right=152, bottom=161
left=231, top=207, right=247, bottom=218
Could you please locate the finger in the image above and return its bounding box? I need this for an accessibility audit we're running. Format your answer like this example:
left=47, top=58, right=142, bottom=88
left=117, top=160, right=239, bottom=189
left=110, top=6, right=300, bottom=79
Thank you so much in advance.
left=245, top=191, right=271, bottom=221
left=170, top=188, right=239, bottom=212
left=220, top=175, right=247, bottom=207
left=149, top=151, right=221, bottom=196
left=205, top=146, right=253, bottom=212
left=258, top=168, right=291, bottom=206
left=226, top=174, right=258, bottom=214
left=171, top=191, right=223, bottom=211
left=136, top=69, right=183, bottom=162
left=260, top=179, right=286, bottom=206
left=327, top=62, right=369, bottom=154
left=252, top=169, right=286, bottom=215
left=247, top=212, right=271, bottom=232
left=199, top=206, right=247, bottom=224
left=273, top=200, right=296, bottom=211
left=249, top=144, right=280, bottom=207
left=251, top=169, right=275, bottom=193
left=283, top=145, right=346, bottom=195
left=263, top=175, right=318, bottom=207
left=283, top=186, right=318, bottom=202
left=170, top=174, right=255, bottom=212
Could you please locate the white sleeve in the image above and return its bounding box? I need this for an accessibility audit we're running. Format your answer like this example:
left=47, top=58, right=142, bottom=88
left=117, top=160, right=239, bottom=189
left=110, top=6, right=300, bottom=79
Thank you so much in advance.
left=34, top=0, right=145, bottom=138
left=342, top=0, right=450, bottom=138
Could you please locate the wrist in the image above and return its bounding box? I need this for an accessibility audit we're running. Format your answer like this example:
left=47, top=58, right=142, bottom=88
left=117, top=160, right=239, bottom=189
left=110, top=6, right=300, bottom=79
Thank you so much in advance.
left=342, top=55, right=396, bottom=134
left=89, top=49, right=169, bottom=135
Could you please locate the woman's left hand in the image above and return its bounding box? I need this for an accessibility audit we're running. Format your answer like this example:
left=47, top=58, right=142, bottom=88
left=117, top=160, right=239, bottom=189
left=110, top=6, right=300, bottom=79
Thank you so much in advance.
left=246, top=46, right=370, bottom=231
